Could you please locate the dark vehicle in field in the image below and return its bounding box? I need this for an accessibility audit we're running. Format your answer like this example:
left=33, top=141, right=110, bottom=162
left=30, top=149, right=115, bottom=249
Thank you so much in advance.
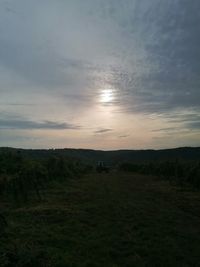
left=96, top=161, right=110, bottom=173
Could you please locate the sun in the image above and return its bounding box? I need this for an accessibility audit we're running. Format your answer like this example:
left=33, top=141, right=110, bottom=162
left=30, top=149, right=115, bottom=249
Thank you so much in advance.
left=100, top=89, right=114, bottom=103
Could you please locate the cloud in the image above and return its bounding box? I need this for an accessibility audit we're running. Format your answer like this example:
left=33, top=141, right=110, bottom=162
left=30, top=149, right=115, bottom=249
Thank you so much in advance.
left=166, top=113, right=200, bottom=124
left=185, top=121, right=200, bottom=130
left=0, top=103, right=35, bottom=106
left=1, top=0, right=200, bottom=115
left=118, top=135, right=129, bottom=138
left=151, top=112, right=200, bottom=136
left=0, top=115, right=80, bottom=130
left=152, top=127, right=177, bottom=133
left=94, top=128, right=113, bottom=134
left=91, top=0, right=200, bottom=116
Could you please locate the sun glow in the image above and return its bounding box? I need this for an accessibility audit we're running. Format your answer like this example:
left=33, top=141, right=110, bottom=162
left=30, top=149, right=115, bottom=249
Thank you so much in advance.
left=100, top=89, right=114, bottom=103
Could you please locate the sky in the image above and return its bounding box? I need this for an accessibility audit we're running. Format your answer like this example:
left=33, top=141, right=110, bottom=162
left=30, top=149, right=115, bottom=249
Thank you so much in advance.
left=0, top=0, right=200, bottom=150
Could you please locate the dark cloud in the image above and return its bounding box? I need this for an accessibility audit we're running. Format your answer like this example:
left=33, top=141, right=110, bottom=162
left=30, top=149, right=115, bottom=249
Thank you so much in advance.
left=118, top=135, right=129, bottom=138
left=151, top=114, right=200, bottom=134
left=166, top=113, right=200, bottom=124
left=0, top=116, right=80, bottom=130
left=185, top=121, right=200, bottom=130
left=94, top=128, right=113, bottom=134
left=152, top=127, right=177, bottom=133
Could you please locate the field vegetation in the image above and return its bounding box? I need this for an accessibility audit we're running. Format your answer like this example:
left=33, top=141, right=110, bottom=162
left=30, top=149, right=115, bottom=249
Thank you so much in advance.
left=119, top=160, right=200, bottom=188
left=0, top=150, right=200, bottom=266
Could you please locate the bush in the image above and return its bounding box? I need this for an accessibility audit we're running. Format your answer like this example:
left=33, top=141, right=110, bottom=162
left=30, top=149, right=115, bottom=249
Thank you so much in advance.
left=119, top=160, right=200, bottom=189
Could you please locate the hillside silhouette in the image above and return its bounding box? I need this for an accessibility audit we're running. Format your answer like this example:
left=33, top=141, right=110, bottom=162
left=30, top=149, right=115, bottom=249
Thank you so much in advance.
left=1, top=146, right=200, bottom=163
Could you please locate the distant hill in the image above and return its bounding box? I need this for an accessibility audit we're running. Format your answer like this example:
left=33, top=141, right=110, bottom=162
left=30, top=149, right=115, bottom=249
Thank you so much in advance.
left=0, top=147, right=200, bottom=163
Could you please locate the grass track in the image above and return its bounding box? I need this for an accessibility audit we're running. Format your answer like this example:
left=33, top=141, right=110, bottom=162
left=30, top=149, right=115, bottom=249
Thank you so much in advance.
left=2, top=172, right=200, bottom=266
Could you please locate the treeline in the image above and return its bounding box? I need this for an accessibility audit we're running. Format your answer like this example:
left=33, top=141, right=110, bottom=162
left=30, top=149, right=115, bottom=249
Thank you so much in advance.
left=119, top=160, right=200, bottom=188
left=0, top=151, right=92, bottom=204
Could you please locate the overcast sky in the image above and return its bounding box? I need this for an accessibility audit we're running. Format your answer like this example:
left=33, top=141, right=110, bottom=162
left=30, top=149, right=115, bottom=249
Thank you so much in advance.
left=0, top=0, right=200, bottom=149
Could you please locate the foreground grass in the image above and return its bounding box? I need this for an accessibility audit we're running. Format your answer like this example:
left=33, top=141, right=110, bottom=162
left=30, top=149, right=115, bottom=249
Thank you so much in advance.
left=1, top=172, right=200, bottom=266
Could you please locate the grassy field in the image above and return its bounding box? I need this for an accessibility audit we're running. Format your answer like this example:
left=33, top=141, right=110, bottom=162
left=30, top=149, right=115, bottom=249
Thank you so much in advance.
left=1, top=171, right=200, bottom=266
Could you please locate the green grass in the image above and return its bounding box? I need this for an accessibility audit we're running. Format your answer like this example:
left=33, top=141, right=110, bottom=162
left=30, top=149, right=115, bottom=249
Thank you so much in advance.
left=1, top=172, right=200, bottom=266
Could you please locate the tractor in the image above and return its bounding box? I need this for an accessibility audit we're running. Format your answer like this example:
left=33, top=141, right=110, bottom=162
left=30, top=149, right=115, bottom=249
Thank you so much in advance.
left=96, top=161, right=110, bottom=173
